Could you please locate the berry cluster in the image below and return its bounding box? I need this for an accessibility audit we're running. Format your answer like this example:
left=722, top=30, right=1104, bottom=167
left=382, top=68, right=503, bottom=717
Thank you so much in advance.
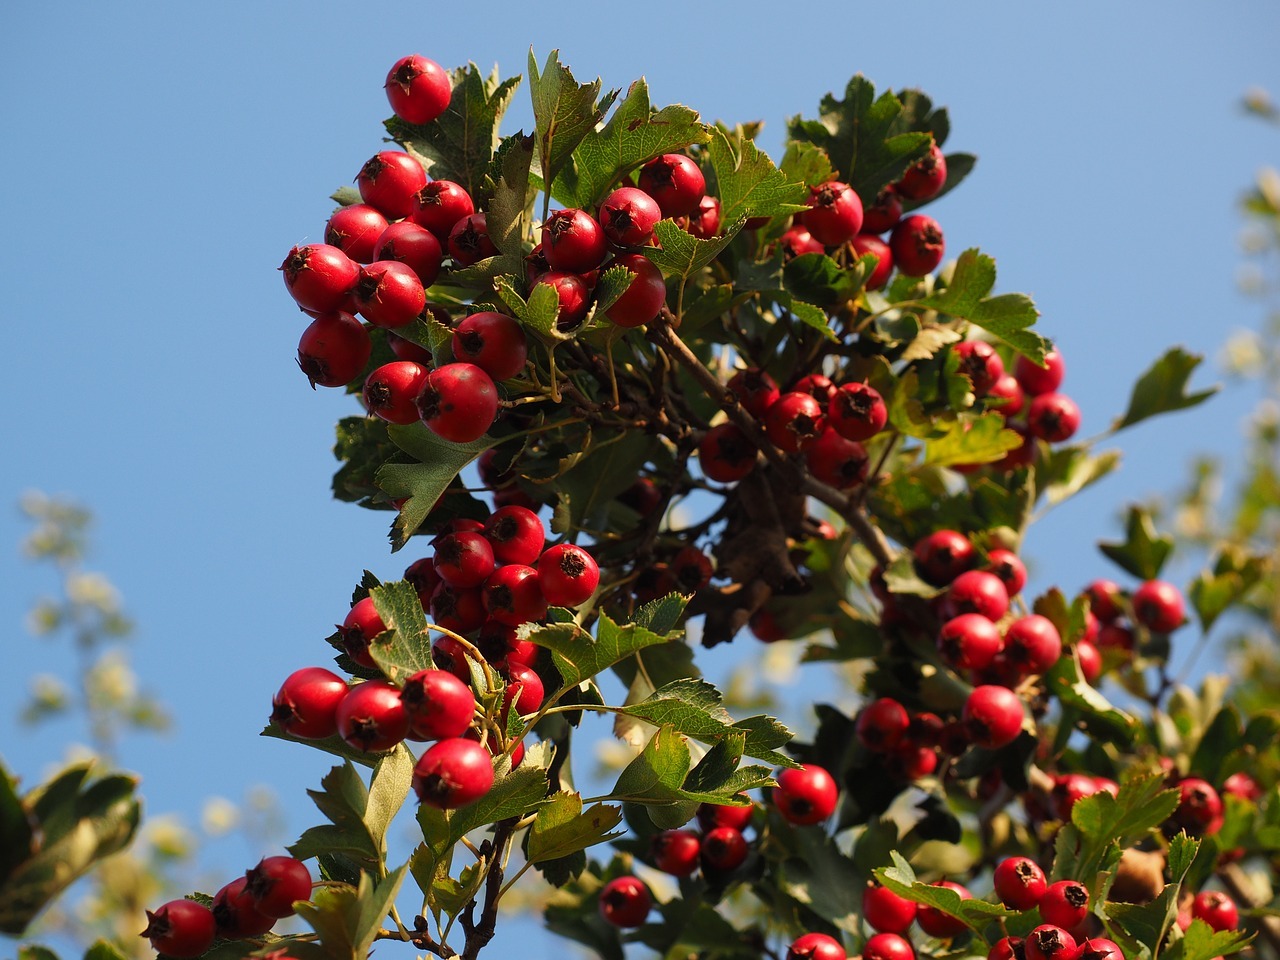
left=141, top=856, right=311, bottom=957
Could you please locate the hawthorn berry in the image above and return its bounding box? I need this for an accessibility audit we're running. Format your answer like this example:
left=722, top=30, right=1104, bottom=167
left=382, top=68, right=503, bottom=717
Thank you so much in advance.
left=1039, top=880, right=1089, bottom=929
left=271, top=667, right=348, bottom=740
left=955, top=340, right=1005, bottom=396
left=986, top=548, right=1027, bottom=597
left=413, top=737, right=495, bottom=808
left=697, top=801, right=754, bottom=832
left=245, top=855, right=313, bottom=919
left=864, top=932, right=916, bottom=960
left=896, top=143, right=948, bottom=201
left=452, top=311, right=528, bottom=381
left=140, top=900, right=216, bottom=958
left=356, top=151, right=428, bottom=219
left=699, top=423, right=757, bottom=482
left=788, top=933, right=846, bottom=960
left=638, top=153, right=705, bottom=217
left=801, top=180, right=864, bottom=246
left=428, top=586, right=486, bottom=637
left=431, top=630, right=481, bottom=679
left=1016, top=348, right=1065, bottom=396
left=538, top=543, right=599, bottom=607
left=700, top=826, right=749, bottom=872
left=1025, top=925, right=1076, bottom=960
left=681, top=195, right=721, bottom=239
left=385, top=55, right=452, bottom=125
left=412, top=180, right=475, bottom=238
left=963, top=685, right=1025, bottom=749
left=1170, top=777, right=1224, bottom=836
left=1002, top=615, right=1063, bottom=676
left=988, top=374, right=1026, bottom=417
left=340, top=595, right=386, bottom=669
left=212, top=877, right=277, bottom=938
left=325, top=203, right=389, bottom=264
left=353, top=260, right=426, bottom=328
left=533, top=271, right=590, bottom=328
left=1027, top=393, right=1081, bottom=443
left=729, top=368, right=781, bottom=418
left=483, top=505, right=544, bottom=566
left=1132, top=579, right=1185, bottom=633
left=542, top=208, right=607, bottom=272
left=772, top=763, right=838, bottom=825
left=373, top=221, right=443, bottom=287
left=828, top=382, right=887, bottom=442
left=1051, top=773, right=1104, bottom=820
left=913, top=529, right=976, bottom=586
left=433, top=530, right=496, bottom=588
left=448, top=212, right=498, bottom=266
left=296, top=311, right=371, bottom=389
left=1222, top=771, right=1262, bottom=802
left=281, top=243, right=359, bottom=314
left=856, top=697, right=910, bottom=751
left=364, top=360, right=430, bottom=425
left=890, top=214, right=945, bottom=276
left=400, top=668, right=475, bottom=740
left=671, top=545, right=714, bottom=592
left=502, top=662, right=545, bottom=717
left=989, top=937, right=1024, bottom=960
left=779, top=225, right=825, bottom=259
left=336, top=680, right=410, bottom=752
left=944, top=569, right=1010, bottom=621
left=606, top=253, right=667, bottom=328
left=805, top=429, right=869, bottom=489
left=1076, top=640, right=1103, bottom=683
left=651, top=829, right=701, bottom=876
left=1074, top=939, right=1125, bottom=960
left=938, top=613, right=1004, bottom=672
left=417, top=363, right=499, bottom=443
left=993, top=855, right=1048, bottom=910
left=850, top=233, right=894, bottom=290
left=916, top=881, right=971, bottom=938
left=599, top=186, right=662, bottom=246
left=862, top=185, right=903, bottom=234
left=862, top=883, right=917, bottom=934
left=764, top=391, right=825, bottom=453
left=1192, top=890, right=1239, bottom=932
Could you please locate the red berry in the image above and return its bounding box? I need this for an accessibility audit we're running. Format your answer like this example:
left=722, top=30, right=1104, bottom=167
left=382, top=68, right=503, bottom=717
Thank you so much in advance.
left=599, top=187, right=662, bottom=246
left=502, top=662, right=545, bottom=717
left=805, top=429, right=869, bottom=489
left=764, top=391, right=825, bottom=453
left=1192, top=891, right=1239, bottom=932
left=864, top=932, right=915, bottom=960
left=1025, top=925, right=1076, bottom=960
left=916, top=881, right=971, bottom=938
left=1132, top=580, right=1185, bottom=633
left=412, top=180, right=475, bottom=238
left=1074, top=939, right=1124, bottom=960
left=896, top=143, right=948, bottom=201
left=483, top=505, right=545, bottom=566
left=828, top=382, right=887, bottom=442
left=598, top=876, right=651, bottom=928
left=681, top=195, right=721, bottom=239
left=434, top=531, right=496, bottom=588
left=340, top=596, right=386, bottom=669
left=542, top=208, right=607, bottom=273
left=244, top=855, right=312, bottom=919
left=430, top=585, right=486, bottom=636
left=938, top=613, right=1004, bottom=672
left=699, top=423, right=757, bottom=482
left=749, top=607, right=785, bottom=643
left=448, top=212, right=497, bottom=266
left=788, top=933, right=846, bottom=960
left=336, top=680, right=410, bottom=752
left=697, top=801, right=754, bottom=832
left=1027, top=393, right=1081, bottom=443
left=862, top=185, right=903, bottom=234
left=141, top=900, right=216, bottom=958
left=537, top=543, right=600, bottom=607
left=357, top=151, right=428, bottom=219
left=989, top=374, right=1026, bottom=417
left=963, top=685, right=1025, bottom=749
left=388, top=329, right=435, bottom=365
left=793, top=374, right=837, bottom=405
left=638, top=154, right=705, bottom=217
left=417, top=363, right=499, bottom=443
left=354, top=260, right=427, bottom=329
left=772, top=763, right=838, bottom=825
left=373, top=222, right=443, bottom=288
left=989, top=937, right=1024, bottom=960
left=385, top=55, right=451, bottom=125
left=729, top=368, right=781, bottom=418
left=400, top=668, right=475, bottom=740
left=945, top=570, right=1010, bottom=621
left=955, top=341, right=1006, bottom=397
left=296, top=311, right=371, bottom=389
left=652, top=829, right=701, bottom=876
left=484, top=564, right=548, bottom=627
left=452, top=312, right=528, bottom=381
left=890, top=214, right=945, bottom=276
left=1076, top=640, right=1103, bottom=683
left=1222, top=772, right=1262, bottom=802
left=862, top=883, right=917, bottom=934
left=914, top=530, right=976, bottom=586
left=856, top=698, right=910, bottom=752
left=1051, top=773, right=1103, bottom=820
left=1015, top=349, right=1065, bottom=396
left=986, top=549, right=1027, bottom=597
left=533, top=271, right=590, bottom=328
left=325, top=204, right=389, bottom=264
left=1039, top=880, right=1089, bottom=929
left=281, top=244, right=359, bottom=314
left=212, top=876, right=276, bottom=937
left=364, top=361, right=430, bottom=425
left=671, top=546, right=714, bottom=592
left=271, top=667, right=348, bottom=740
left=1171, top=778, right=1224, bottom=836
left=413, top=737, right=495, bottom=808
left=700, top=826, right=748, bottom=872
left=1003, top=615, right=1063, bottom=676
left=801, top=180, right=864, bottom=246
left=606, top=253, right=667, bottom=328
left=993, top=856, right=1047, bottom=910
left=779, top=225, right=825, bottom=259
left=850, top=233, right=893, bottom=290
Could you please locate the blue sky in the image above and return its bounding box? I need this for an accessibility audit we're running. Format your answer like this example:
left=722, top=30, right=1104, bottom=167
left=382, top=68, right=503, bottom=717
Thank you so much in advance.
left=2, top=1, right=1279, bottom=955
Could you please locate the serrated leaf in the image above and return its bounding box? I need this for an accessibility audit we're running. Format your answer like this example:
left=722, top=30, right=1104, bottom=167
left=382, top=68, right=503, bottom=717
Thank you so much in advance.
left=365, top=747, right=415, bottom=860
left=920, top=250, right=1048, bottom=363
left=261, top=723, right=381, bottom=769
left=1107, top=833, right=1197, bottom=959
left=611, top=725, right=692, bottom=804
left=778, top=828, right=867, bottom=933
left=526, top=792, right=624, bottom=863
left=1114, top=348, right=1218, bottom=431
left=1052, top=772, right=1178, bottom=883
left=554, top=78, right=709, bottom=209
left=922, top=413, right=1024, bottom=466
left=1045, top=655, right=1138, bottom=745
left=1164, top=918, right=1253, bottom=960
left=529, top=49, right=618, bottom=196
left=782, top=252, right=865, bottom=306
left=386, top=63, right=520, bottom=199
left=1038, top=446, right=1123, bottom=507
left=646, top=219, right=744, bottom=281
left=709, top=125, right=807, bottom=226
left=526, top=602, right=686, bottom=690
left=877, top=850, right=1014, bottom=935
left=592, top=264, right=635, bottom=314
left=1189, top=547, right=1267, bottom=632
left=366, top=580, right=433, bottom=683
left=780, top=141, right=835, bottom=189
left=485, top=133, right=536, bottom=258
left=781, top=294, right=837, bottom=341
left=495, top=275, right=564, bottom=339
left=332, top=416, right=399, bottom=506
left=330, top=185, right=361, bottom=206
left=290, top=762, right=384, bottom=869
left=1099, top=506, right=1174, bottom=580
left=553, top=431, right=660, bottom=536
left=787, top=75, right=933, bottom=202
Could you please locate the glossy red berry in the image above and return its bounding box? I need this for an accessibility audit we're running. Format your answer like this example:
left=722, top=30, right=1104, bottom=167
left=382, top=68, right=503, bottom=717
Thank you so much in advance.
left=963, top=685, right=1025, bottom=749
left=212, top=876, right=276, bottom=937
left=417, top=363, right=499, bottom=443
left=772, top=763, right=838, bottom=825
left=989, top=374, right=1026, bottom=417
left=1076, top=640, right=1103, bottom=684
left=697, top=801, right=754, bottom=832
left=1025, top=925, right=1076, bottom=960
left=938, top=613, right=1004, bottom=672
left=430, top=585, right=486, bottom=637
left=1171, top=778, right=1224, bottom=836
left=606, top=253, right=667, bottom=328
left=413, top=737, right=494, bottom=808
left=502, top=662, right=545, bottom=717
left=281, top=244, right=359, bottom=314
left=1039, top=880, right=1089, bottom=929
left=484, top=564, right=547, bottom=627
left=890, top=214, right=945, bottom=276
left=538, top=543, right=600, bottom=607
left=779, top=225, right=825, bottom=259
left=851, top=233, right=894, bottom=290
left=340, top=596, right=386, bottom=669
left=412, top=180, right=475, bottom=238
left=373, top=221, right=443, bottom=288
left=986, top=549, right=1027, bottom=597
left=856, top=698, right=910, bottom=751
left=764, top=392, right=825, bottom=453
left=448, top=212, right=497, bottom=266
left=141, top=900, right=216, bottom=958
left=598, top=876, right=651, bottom=928
left=1223, top=771, right=1262, bottom=802
left=1132, top=580, right=1185, bottom=633
left=729, top=368, right=781, bottom=418
left=533, top=271, right=590, bottom=328
left=542, top=208, right=607, bottom=273
left=364, top=361, right=430, bottom=425
left=701, top=826, right=748, bottom=872
left=297, top=312, right=371, bottom=389
left=802, top=180, right=864, bottom=246
left=993, top=856, right=1047, bottom=910
left=638, top=154, right=705, bottom=217
left=805, top=429, right=869, bottom=489
left=862, top=883, right=917, bottom=934
left=1074, top=939, right=1124, bottom=960
left=862, top=185, right=903, bottom=234
left=449, top=311, right=528, bottom=381
left=955, top=341, right=1005, bottom=396
left=1003, top=615, right=1063, bottom=675
left=828, top=382, right=887, bottom=442
left=336, top=680, right=410, bottom=752
left=916, top=881, right=971, bottom=938
left=865, top=932, right=915, bottom=960
left=385, top=55, right=451, bottom=124
left=1051, top=773, right=1104, bottom=820
left=896, top=143, right=948, bottom=201
left=353, top=261, right=426, bottom=329
left=1192, top=891, right=1239, bottom=932
left=700, top=423, right=757, bottom=482
left=357, top=151, right=428, bottom=219
left=271, top=667, right=348, bottom=740
left=651, top=829, right=701, bottom=876
left=400, top=668, right=475, bottom=740
left=945, top=570, right=1010, bottom=621
left=599, top=186, right=662, bottom=246
left=244, top=855, right=313, bottom=919
left=326, top=204, right=389, bottom=264
left=1027, top=393, right=1081, bottom=443
left=989, top=937, right=1024, bottom=960
left=434, top=531, right=496, bottom=588
left=788, top=933, right=846, bottom=960
left=914, top=530, right=975, bottom=586
left=483, top=506, right=545, bottom=566
left=681, top=195, right=721, bottom=239
left=1016, top=349, right=1065, bottom=396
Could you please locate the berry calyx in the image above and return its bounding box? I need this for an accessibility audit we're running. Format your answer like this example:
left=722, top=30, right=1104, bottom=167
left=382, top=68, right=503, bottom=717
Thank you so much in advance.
left=281, top=244, right=359, bottom=314
left=1039, top=880, right=1089, bottom=929
left=141, top=900, right=216, bottom=958
left=599, top=187, right=662, bottom=246
left=764, top=391, right=825, bottom=453
left=993, top=856, right=1048, bottom=911
left=297, top=312, right=371, bottom=389
left=537, top=543, right=599, bottom=607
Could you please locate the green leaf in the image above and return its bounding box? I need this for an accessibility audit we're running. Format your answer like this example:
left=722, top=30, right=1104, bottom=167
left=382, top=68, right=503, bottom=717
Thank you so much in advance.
left=525, top=600, right=686, bottom=690
left=485, top=133, right=536, bottom=258
left=1037, top=446, right=1123, bottom=507
left=1044, top=654, right=1138, bottom=746
left=1164, top=919, right=1254, bottom=960
left=780, top=140, right=835, bottom=189
left=1189, top=707, right=1243, bottom=785
left=552, top=432, right=660, bottom=536
left=646, top=218, right=744, bottom=281
left=1099, top=506, right=1174, bottom=580
left=1189, top=547, right=1267, bottom=632
left=332, top=416, right=398, bottom=506
left=435, top=757, right=551, bottom=848
left=922, top=413, right=1024, bottom=467
left=592, top=264, right=635, bottom=315
left=289, top=760, right=397, bottom=869
left=526, top=792, right=624, bottom=863
left=779, top=294, right=837, bottom=342
left=261, top=724, right=382, bottom=769
left=1107, top=833, right=1198, bottom=959
left=528, top=49, right=618, bottom=198
left=786, top=75, right=933, bottom=202
left=554, top=78, right=709, bottom=209
left=778, top=829, right=867, bottom=933
left=708, top=125, right=808, bottom=226
left=919, top=249, right=1048, bottom=363
left=365, top=747, right=415, bottom=860
left=495, top=274, right=565, bottom=340
left=610, top=725, right=696, bottom=826
left=1113, top=347, right=1218, bottom=431
left=782, top=252, right=865, bottom=306
left=294, top=863, right=407, bottom=960
left=0, top=763, right=33, bottom=885
left=876, top=850, right=1014, bottom=935
left=1052, top=771, right=1178, bottom=883
left=367, top=580, right=433, bottom=683
left=17, top=946, right=60, bottom=960
left=386, top=63, right=522, bottom=199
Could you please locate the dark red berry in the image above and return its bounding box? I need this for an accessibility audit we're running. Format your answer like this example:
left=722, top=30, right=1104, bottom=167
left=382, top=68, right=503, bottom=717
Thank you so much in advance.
left=779, top=225, right=825, bottom=259
left=994, top=856, right=1048, bottom=910
left=638, top=154, right=705, bottom=217
left=1132, top=580, right=1185, bottom=633
left=336, top=680, right=410, bottom=752
left=1039, top=880, right=1089, bottom=929
left=357, top=151, right=428, bottom=219
left=890, top=214, right=945, bottom=276
left=914, top=530, right=976, bottom=586
left=856, top=698, right=910, bottom=751
left=598, top=876, right=651, bottom=928
left=828, top=382, right=887, bottom=442
left=862, top=185, right=903, bottom=234
left=373, top=221, right=443, bottom=288
left=729, top=368, right=781, bottom=418
left=430, top=585, right=486, bottom=636
left=271, top=667, right=348, bottom=740
left=1015, top=349, right=1065, bottom=396
left=483, top=564, right=547, bottom=626
left=213, top=876, right=276, bottom=937
left=944, top=570, right=1010, bottom=621
left=502, top=662, right=545, bottom=717
left=281, top=244, right=359, bottom=314
left=989, top=374, right=1026, bottom=417
left=412, top=180, right=475, bottom=238
left=651, top=829, right=701, bottom=876
left=787, top=933, right=846, bottom=960
left=805, top=429, right=869, bottom=489
left=434, top=531, right=496, bottom=588
left=400, top=668, right=475, bottom=740
left=537, top=543, right=600, bottom=607
left=606, top=253, right=667, bottom=328
left=986, top=549, right=1027, bottom=597
left=989, top=937, right=1025, bottom=960
left=681, top=195, right=721, bottom=239
left=955, top=341, right=1005, bottom=396
left=772, top=763, right=838, bottom=825
left=599, top=186, right=662, bottom=246
left=297, top=312, right=371, bottom=389
left=413, top=737, right=495, bottom=808
left=1085, top=579, right=1124, bottom=623
left=483, top=505, right=545, bottom=566
left=340, top=596, right=386, bottom=669
left=448, top=212, right=497, bottom=266
left=895, top=143, right=948, bottom=201
left=700, top=423, right=757, bottom=482
left=452, top=311, right=528, bottom=381
left=671, top=546, right=714, bottom=592
left=1025, top=925, right=1076, bottom=960
left=1027, top=393, right=1081, bottom=443
left=542, top=208, right=607, bottom=273
left=244, top=855, right=312, bottom=919
left=700, top=826, right=748, bottom=872
left=417, top=363, right=499, bottom=443
left=533, top=271, right=590, bottom=328
left=938, top=613, right=1003, bottom=672
left=354, top=260, right=427, bottom=329
left=364, top=360, right=430, bottom=425
left=851, top=233, right=894, bottom=290
left=141, top=900, right=216, bottom=958
left=1192, top=891, right=1238, bottom=932
left=1170, top=778, right=1224, bottom=836
left=963, top=685, right=1025, bottom=749
left=764, top=391, right=825, bottom=453
left=865, top=933, right=915, bottom=960
left=862, top=883, right=917, bottom=934
left=325, top=204, right=389, bottom=264
left=801, top=180, right=863, bottom=246
left=1003, top=615, right=1063, bottom=676
left=697, top=801, right=754, bottom=832
left=385, top=55, right=451, bottom=125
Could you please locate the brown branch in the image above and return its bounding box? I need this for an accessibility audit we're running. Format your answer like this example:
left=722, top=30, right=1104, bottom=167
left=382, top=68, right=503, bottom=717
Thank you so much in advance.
left=460, top=818, right=517, bottom=960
